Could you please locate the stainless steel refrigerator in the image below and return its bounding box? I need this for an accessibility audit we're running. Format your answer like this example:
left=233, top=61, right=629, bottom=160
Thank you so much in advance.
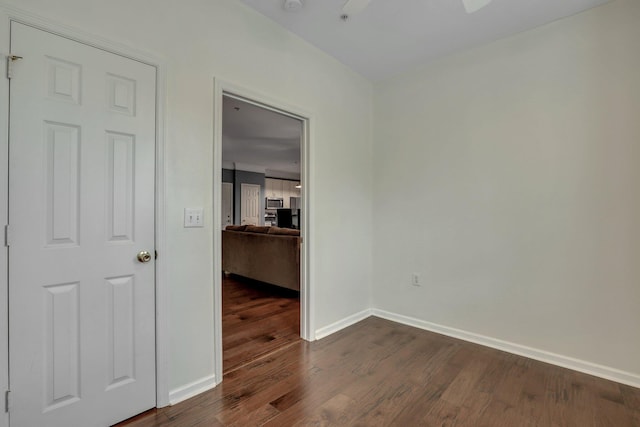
left=290, top=197, right=301, bottom=229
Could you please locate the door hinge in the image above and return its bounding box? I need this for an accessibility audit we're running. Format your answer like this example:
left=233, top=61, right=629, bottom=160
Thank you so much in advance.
left=4, top=224, right=9, bottom=247
left=6, top=54, right=22, bottom=79
left=4, top=390, right=10, bottom=413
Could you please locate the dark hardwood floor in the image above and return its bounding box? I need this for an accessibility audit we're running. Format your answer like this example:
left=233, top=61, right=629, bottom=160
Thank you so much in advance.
left=222, top=274, right=301, bottom=374
left=118, top=316, right=640, bottom=426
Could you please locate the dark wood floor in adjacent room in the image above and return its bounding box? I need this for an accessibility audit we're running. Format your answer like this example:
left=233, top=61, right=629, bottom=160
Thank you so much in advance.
left=222, top=274, right=301, bottom=374
left=118, top=316, right=639, bottom=426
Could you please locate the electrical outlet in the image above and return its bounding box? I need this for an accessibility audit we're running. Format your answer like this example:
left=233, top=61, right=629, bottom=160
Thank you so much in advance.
left=411, top=273, right=421, bottom=287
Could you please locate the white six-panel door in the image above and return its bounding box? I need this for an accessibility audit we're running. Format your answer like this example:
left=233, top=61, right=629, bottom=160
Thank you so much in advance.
left=240, top=183, right=261, bottom=226
left=221, top=182, right=233, bottom=228
left=8, top=22, right=156, bottom=427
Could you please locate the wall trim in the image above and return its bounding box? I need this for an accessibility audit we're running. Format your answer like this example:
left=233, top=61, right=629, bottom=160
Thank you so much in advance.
left=168, top=375, right=217, bottom=406
left=372, top=309, right=640, bottom=389
left=315, top=309, right=373, bottom=340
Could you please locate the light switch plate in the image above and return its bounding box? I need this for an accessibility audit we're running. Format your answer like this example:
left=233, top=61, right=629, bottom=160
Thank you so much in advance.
left=184, top=208, right=204, bottom=228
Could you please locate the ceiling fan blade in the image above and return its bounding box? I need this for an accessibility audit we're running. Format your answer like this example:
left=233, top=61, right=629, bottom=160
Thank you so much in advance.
left=462, top=0, right=493, bottom=13
left=342, top=0, right=372, bottom=15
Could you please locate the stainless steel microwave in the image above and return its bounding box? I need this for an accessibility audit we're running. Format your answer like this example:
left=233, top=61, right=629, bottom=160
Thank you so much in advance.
left=266, top=198, right=284, bottom=209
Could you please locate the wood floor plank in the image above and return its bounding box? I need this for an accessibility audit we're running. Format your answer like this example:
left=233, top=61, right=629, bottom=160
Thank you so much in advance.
left=222, top=275, right=300, bottom=374
left=216, top=402, right=281, bottom=427
left=620, top=384, right=640, bottom=426
left=348, top=382, right=419, bottom=427
left=590, top=375, right=635, bottom=427
left=290, top=393, right=357, bottom=427
left=117, top=317, right=639, bottom=427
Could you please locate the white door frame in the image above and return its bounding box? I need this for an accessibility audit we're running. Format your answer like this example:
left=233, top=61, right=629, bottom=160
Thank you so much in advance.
left=0, top=5, right=171, bottom=413
left=213, top=79, right=315, bottom=381
left=0, top=9, right=9, bottom=427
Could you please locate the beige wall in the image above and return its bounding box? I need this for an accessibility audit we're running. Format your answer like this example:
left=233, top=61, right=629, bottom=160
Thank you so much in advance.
left=2, top=0, right=374, bottom=394
left=373, top=0, right=640, bottom=376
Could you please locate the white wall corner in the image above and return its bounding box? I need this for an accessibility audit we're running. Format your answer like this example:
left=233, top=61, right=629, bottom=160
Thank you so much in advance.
left=168, top=375, right=217, bottom=406
left=315, top=309, right=373, bottom=340
left=371, top=309, right=640, bottom=389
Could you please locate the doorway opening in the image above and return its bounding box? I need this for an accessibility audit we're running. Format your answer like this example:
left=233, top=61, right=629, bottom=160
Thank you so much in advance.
left=213, top=85, right=312, bottom=380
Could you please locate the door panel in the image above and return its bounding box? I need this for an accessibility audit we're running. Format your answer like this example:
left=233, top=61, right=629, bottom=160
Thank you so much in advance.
left=9, top=22, right=156, bottom=427
left=240, top=183, right=260, bottom=226
left=222, top=182, right=233, bottom=227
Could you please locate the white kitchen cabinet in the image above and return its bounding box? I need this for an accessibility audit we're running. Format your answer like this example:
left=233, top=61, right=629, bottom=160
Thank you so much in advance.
left=282, top=180, right=292, bottom=208
left=288, top=181, right=302, bottom=206
left=265, top=178, right=274, bottom=198
left=265, top=178, right=283, bottom=199
left=266, top=178, right=301, bottom=206
left=274, top=179, right=284, bottom=199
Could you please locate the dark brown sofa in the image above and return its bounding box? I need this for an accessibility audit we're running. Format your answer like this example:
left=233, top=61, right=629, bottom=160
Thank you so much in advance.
left=222, top=225, right=301, bottom=291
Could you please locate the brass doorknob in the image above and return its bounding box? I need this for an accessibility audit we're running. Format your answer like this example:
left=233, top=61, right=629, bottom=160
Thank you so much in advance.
left=137, top=251, right=152, bottom=263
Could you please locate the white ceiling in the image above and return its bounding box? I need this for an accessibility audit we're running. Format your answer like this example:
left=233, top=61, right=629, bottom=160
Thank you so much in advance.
left=238, top=0, right=611, bottom=81
left=225, top=0, right=610, bottom=172
left=222, top=95, right=302, bottom=178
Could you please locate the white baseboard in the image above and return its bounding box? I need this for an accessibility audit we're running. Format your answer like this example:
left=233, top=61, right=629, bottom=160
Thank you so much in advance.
left=315, top=309, right=373, bottom=340
left=168, top=374, right=218, bottom=406
left=372, top=309, right=640, bottom=389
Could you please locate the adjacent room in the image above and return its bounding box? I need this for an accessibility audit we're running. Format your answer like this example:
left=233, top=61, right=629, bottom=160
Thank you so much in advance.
left=0, top=0, right=639, bottom=425
left=220, top=95, right=303, bottom=374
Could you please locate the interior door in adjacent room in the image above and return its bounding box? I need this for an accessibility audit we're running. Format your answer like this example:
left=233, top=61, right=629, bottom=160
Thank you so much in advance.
left=240, top=183, right=261, bottom=225
left=8, top=22, right=157, bottom=427
left=222, top=182, right=233, bottom=227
